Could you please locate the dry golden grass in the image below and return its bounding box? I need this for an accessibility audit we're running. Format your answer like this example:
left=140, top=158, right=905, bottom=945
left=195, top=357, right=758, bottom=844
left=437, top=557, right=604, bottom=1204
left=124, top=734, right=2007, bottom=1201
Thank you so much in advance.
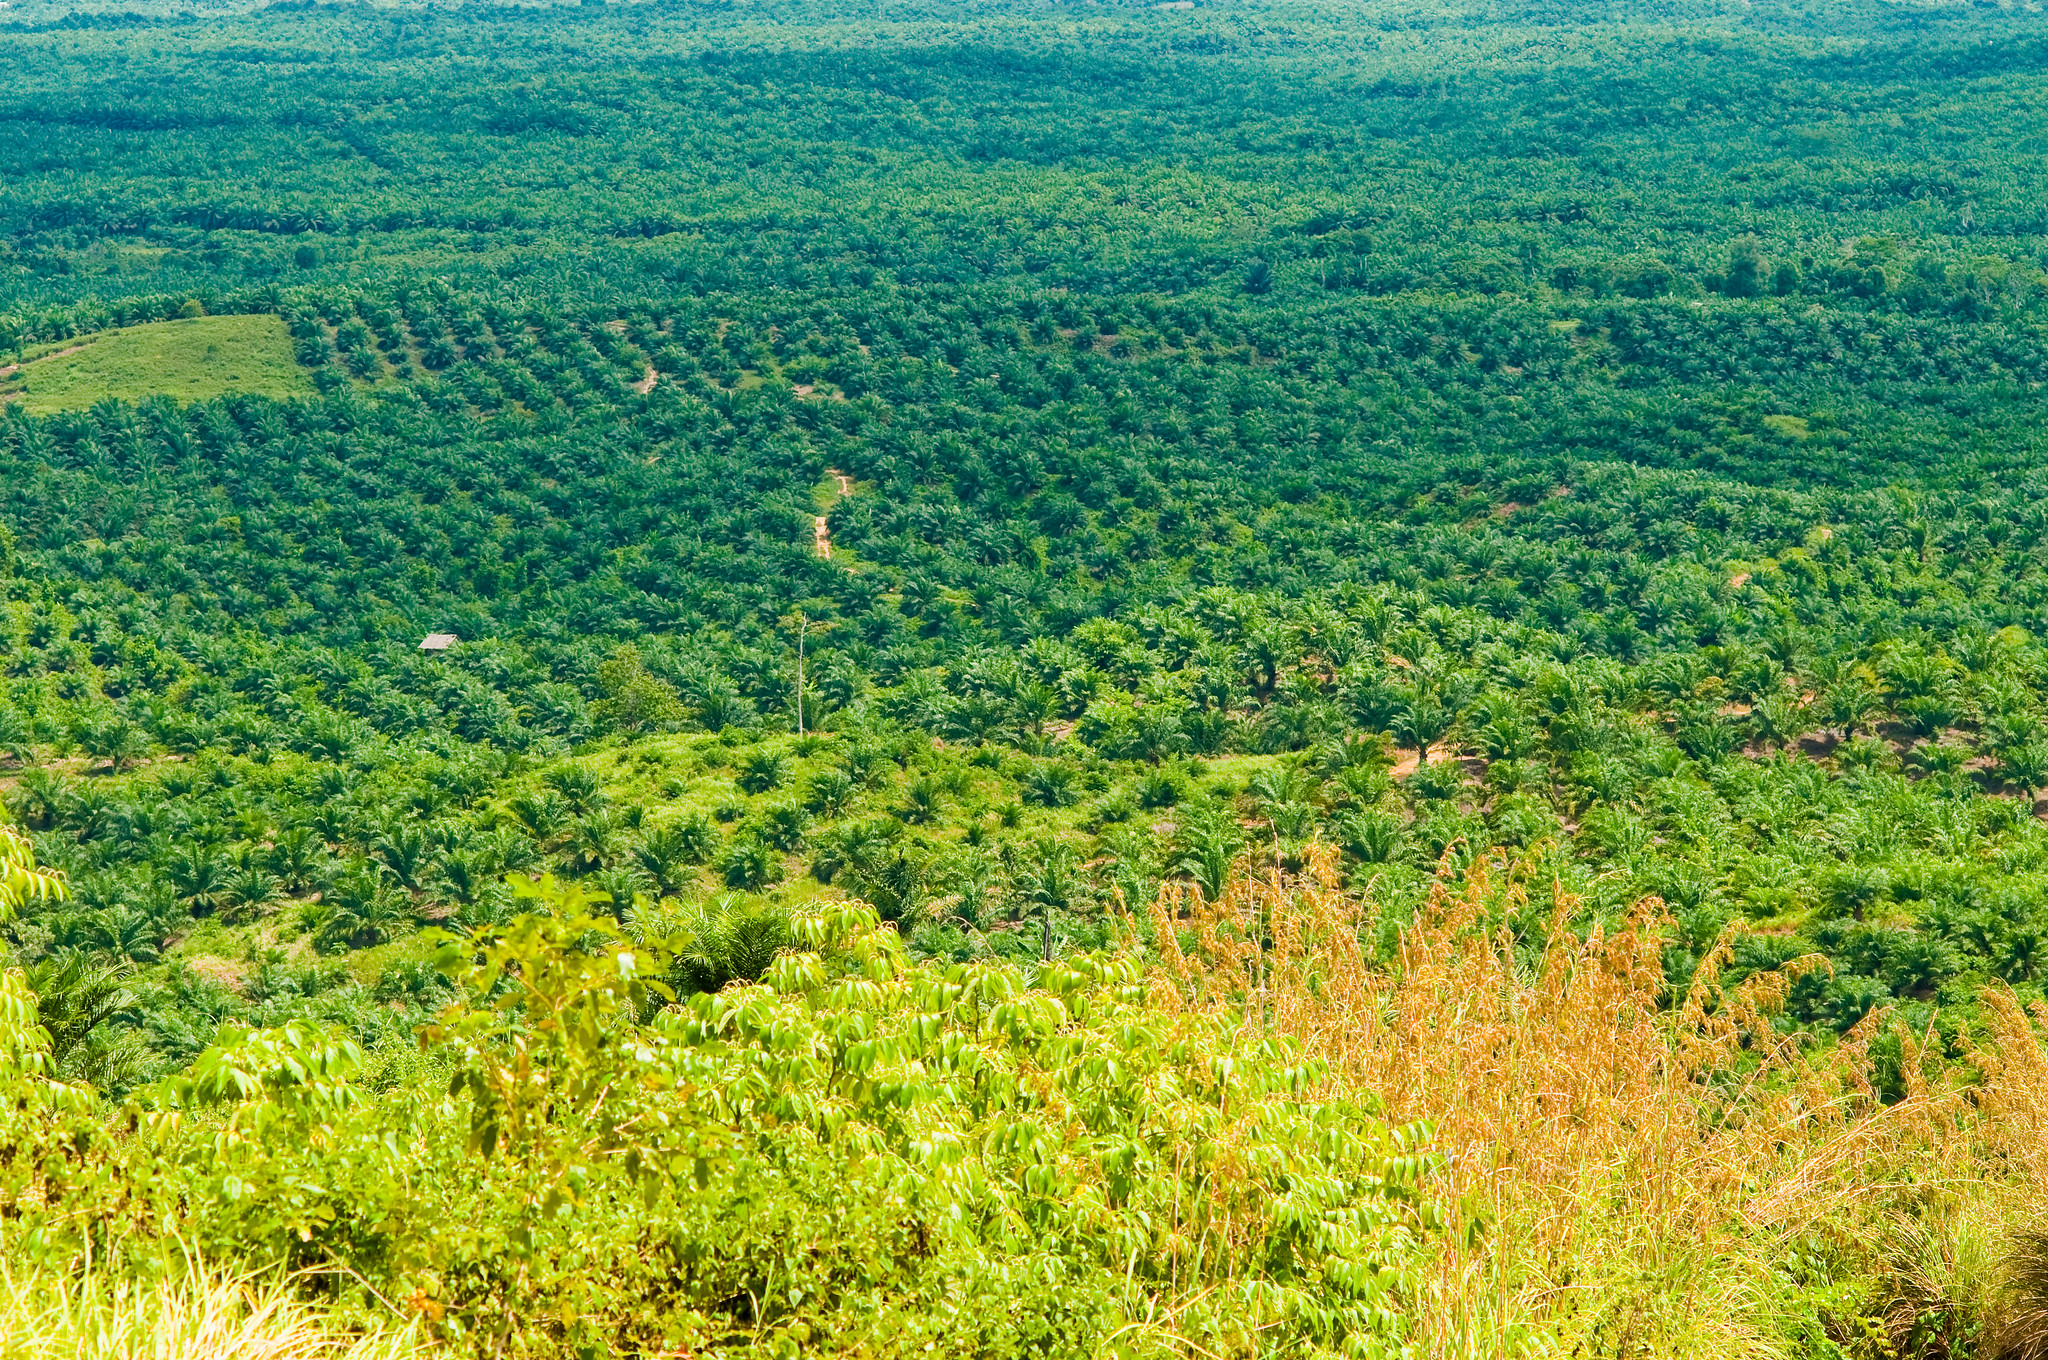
left=1145, top=843, right=2011, bottom=1359
left=0, top=1263, right=425, bottom=1360
left=1978, top=988, right=2048, bottom=1360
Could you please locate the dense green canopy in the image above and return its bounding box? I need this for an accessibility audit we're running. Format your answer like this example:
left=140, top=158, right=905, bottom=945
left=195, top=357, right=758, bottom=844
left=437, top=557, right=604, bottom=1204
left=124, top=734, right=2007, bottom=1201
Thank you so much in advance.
left=0, top=0, right=2045, bottom=1105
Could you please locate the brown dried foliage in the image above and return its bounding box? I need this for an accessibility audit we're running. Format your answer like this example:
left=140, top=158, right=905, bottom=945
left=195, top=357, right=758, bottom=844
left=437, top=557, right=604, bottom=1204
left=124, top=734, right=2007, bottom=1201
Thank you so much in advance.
left=1978, top=988, right=2048, bottom=1360
left=1146, top=842, right=1980, bottom=1358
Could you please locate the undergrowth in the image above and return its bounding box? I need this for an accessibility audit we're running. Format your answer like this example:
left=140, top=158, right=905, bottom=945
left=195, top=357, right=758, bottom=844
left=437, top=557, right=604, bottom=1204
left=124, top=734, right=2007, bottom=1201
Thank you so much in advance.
left=7, top=821, right=2048, bottom=1357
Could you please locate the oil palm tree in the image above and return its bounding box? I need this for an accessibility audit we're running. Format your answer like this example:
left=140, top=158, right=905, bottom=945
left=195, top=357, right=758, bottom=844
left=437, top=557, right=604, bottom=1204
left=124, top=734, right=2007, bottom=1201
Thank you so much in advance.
left=320, top=862, right=410, bottom=949
left=25, top=950, right=138, bottom=1073
left=0, top=705, right=32, bottom=768
left=166, top=844, right=232, bottom=916
left=1012, top=840, right=1083, bottom=962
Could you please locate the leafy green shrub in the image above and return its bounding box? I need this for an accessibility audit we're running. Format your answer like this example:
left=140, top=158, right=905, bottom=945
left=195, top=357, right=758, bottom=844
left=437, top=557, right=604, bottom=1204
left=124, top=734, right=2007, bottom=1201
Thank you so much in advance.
left=594, top=647, right=686, bottom=735
left=0, top=881, right=1438, bottom=1359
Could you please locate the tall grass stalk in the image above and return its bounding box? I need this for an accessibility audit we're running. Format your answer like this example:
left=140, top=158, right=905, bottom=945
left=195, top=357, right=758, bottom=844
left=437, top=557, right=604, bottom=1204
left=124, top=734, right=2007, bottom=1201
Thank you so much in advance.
left=0, top=1263, right=425, bottom=1360
left=1978, top=987, right=2048, bottom=1359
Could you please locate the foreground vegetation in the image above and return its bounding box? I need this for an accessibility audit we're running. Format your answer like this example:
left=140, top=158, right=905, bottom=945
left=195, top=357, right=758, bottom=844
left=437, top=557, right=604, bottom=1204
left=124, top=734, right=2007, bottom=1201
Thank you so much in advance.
left=2, top=832, right=1437, bottom=1358
left=5, top=0, right=2048, bottom=1352
left=10, top=824, right=2048, bottom=1358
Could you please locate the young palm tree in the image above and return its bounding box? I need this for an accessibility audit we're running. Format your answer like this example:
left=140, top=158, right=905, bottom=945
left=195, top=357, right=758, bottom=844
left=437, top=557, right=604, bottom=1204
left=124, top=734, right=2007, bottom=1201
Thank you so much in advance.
left=371, top=823, right=435, bottom=893
left=435, top=845, right=500, bottom=910
left=566, top=811, right=621, bottom=876
left=542, top=764, right=606, bottom=815
left=668, top=894, right=793, bottom=994
left=223, top=866, right=283, bottom=920
left=1012, top=840, right=1083, bottom=962
left=1820, top=674, right=1882, bottom=741
left=721, top=838, right=779, bottom=892
left=319, top=862, right=409, bottom=949
left=11, top=769, right=71, bottom=831
left=1390, top=694, right=1456, bottom=765
left=73, top=716, right=149, bottom=775
left=166, top=844, right=231, bottom=916
left=1335, top=810, right=1404, bottom=865
left=803, top=768, right=857, bottom=818
left=82, top=904, right=163, bottom=965
left=736, top=751, right=789, bottom=796
left=267, top=826, right=330, bottom=895
left=23, top=950, right=138, bottom=1073
left=506, top=790, right=572, bottom=847
left=1996, top=742, right=2048, bottom=808
left=757, top=804, right=809, bottom=851
left=1173, top=820, right=1244, bottom=905
left=899, top=776, right=945, bottom=825
left=1023, top=762, right=1081, bottom=808
left=0, top=706, right=32, bottom=768
left=1748, top=688, right=1808, bottom=752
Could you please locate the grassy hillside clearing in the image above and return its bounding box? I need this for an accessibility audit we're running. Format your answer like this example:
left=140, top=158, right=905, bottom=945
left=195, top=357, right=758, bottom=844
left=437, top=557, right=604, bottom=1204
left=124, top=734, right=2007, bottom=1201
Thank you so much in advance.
left=0, top=314, right=315, bottom=412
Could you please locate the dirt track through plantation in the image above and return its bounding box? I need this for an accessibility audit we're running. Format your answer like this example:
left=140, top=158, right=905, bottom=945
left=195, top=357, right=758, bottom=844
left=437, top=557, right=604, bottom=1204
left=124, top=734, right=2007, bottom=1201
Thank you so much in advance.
left=815, top=470, right=853, bottom=559
left=0, top=342, right=89, bottom=378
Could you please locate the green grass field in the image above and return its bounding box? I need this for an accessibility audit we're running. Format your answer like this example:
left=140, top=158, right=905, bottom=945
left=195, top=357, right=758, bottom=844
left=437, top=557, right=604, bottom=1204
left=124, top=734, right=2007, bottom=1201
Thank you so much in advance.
left=2, top=313, right=316, bottom=412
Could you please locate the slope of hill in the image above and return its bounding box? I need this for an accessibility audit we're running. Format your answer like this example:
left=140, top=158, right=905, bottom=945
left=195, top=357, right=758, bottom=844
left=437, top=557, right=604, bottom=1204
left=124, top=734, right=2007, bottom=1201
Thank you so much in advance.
left=3, top=0, right=2048, bottom=1356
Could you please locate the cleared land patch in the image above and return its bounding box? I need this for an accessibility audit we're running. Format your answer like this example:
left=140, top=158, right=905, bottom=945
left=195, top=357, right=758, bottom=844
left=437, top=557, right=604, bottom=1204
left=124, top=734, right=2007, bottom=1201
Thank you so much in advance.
left=1, top=313, right=316, bottom=412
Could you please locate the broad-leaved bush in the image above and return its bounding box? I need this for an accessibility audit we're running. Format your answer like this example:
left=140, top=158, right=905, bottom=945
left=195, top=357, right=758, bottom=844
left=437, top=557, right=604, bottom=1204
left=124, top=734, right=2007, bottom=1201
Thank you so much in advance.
left=0, top=870, right=1435, bottom=1359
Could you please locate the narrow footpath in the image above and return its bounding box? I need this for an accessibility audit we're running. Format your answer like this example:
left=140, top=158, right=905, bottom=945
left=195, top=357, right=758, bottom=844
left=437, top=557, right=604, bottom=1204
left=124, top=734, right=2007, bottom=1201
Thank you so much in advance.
left=815, top=470, right=852, bottom=559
